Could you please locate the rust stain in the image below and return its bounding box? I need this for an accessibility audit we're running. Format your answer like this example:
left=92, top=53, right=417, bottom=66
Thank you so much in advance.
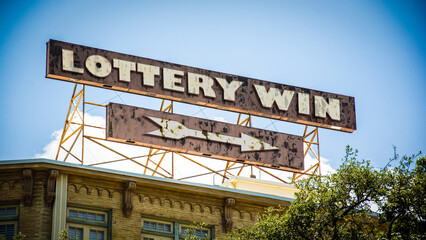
left=106, top=103, right=304, bottom=171
left=47, top=40, right=356, bottom=133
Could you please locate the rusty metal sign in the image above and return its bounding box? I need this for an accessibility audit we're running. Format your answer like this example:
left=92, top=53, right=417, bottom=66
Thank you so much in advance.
left=106, top=103, right=304, bottom=172
left=47, top=39, right=356, bottom=132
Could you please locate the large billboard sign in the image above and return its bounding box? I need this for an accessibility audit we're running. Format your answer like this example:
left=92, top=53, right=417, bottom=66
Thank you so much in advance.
left=46, top=40, right=356, bottom=132
left=106, top=103, right=304, bottom=172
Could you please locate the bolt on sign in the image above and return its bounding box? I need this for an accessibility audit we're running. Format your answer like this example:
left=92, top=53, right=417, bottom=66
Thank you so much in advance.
left=107, top=103, right=304, bottom=172
left=46, top=40, right=356, bottom=133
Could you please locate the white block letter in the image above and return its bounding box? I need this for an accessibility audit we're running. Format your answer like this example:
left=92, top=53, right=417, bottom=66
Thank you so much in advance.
left=62, top=49, right=84, bottom=74
left=163, top=68, right=184, bottom=92
left=85, top=55, right=111, bottom=78
left=137, top=63, right=160, bottom=87
left=188, top=73, right=216, bottom=98
left=254, top=85, right=294, bottom=111
left=314, top=96, right=340, bottom=121
left=298, top=93, right=310, bottom=115
left=113, top=59, right=136, bottom=82
left=216, top=78, right=243, bottom=102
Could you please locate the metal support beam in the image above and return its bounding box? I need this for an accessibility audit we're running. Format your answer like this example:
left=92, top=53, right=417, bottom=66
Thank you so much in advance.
left=55, top=84, right=320, bottom=185
left=56, top=84, right=84, bottom=163
left=292, top=126, right=320, bottom=182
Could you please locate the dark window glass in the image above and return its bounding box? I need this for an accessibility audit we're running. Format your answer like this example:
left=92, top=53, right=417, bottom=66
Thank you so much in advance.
left=69, top=227, right=83, bottom=240
left=202, top=230, right=208, bottom=237
left=88, top=212, right=96, bottom=221
left=97, top=230, right=104, bottom=240
left=78, top=211, right=86, bottom=219
left=6, top=208, right=16, bottom=216
left=158, top=223, right=164, bottom=231
left=0, top=207, right=16, bottom=217
left=68, top=227, right=76, bottom=238
left=89, top=230, right=96, bottom=240
left=96, top=214, right=105, bottom=222
left=143, top=221, right=150, bottom=228
left=69, top=210, right=78, bottom=218
left=90, top=229, right=104, bottom=240
left=0, top=224, right=15, bottom=240
left=150, top=222, right=156, bottom=229
left=6, top=224, right=15, bottom=240
left=165, top=224, right=171, bottom=232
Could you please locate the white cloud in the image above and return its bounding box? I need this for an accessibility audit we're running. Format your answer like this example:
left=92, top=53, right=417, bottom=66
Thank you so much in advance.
left=305, top=153, right=336, bottom=175
left=212, top=116, right=230, bottom=123
left=36, top=113, right=106, bottom=159
left=35, top=129, right=63, bottom=159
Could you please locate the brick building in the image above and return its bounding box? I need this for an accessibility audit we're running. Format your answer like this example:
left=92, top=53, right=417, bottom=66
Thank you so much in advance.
left=0, top=159, right=294, bottom=240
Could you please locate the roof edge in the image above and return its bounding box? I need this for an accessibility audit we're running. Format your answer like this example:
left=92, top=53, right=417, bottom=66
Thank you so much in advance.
left=0, top=158, right=294, bottom=204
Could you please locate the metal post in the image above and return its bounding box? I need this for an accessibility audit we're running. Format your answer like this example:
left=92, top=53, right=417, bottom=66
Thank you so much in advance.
left=292, top=126, right=320, bottom=182
left=82, top=85, right=85, bottom=164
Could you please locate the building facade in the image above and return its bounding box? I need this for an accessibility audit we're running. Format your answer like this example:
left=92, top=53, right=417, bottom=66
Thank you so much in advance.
left=0, top=159, right=293, bottom=240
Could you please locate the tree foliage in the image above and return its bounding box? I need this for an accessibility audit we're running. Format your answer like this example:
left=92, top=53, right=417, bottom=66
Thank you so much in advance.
left=0, top=232, right=25, bottom=240
left=227, top=146, right=425, bottom=240
left=378, top=148, right=426, bottom=239
left=184, top=222, right=208, bottom=240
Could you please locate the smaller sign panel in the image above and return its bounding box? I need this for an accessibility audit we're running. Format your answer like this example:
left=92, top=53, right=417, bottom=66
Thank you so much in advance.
left=107, top=103, right=304, bottom=172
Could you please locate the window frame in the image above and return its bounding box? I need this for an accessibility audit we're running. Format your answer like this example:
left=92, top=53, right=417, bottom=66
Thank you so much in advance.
left=142, top=218, right=173, bottom=234
left=141, top=232, right=173, bottom=240
left=67, top=208, right=108, bottom=227
left=179, top=224, right=211, bottom=240
left=141, top=214, right=215, bottom=240
left=0, top=220, right=18, bottom=240
left=66, top=222, right=107, bottom=240
left=141, top=217, right=174, bottom=239
left=0, top=205, right=19, bottom=221
left=0, top=203, right=19, bottom=240
left=66, top=204, right=111, bottom=240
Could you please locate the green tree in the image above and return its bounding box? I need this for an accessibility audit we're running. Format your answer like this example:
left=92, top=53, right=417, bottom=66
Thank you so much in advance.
left=378, top=149, right=425, bottom=239
left=12, top=232, right=25, bottom=240
left=227, top=146, right=425, bottom=240
left=58, top=230, right=71, bottom=240
left=0, top=232, right=25, bottom=240
left=184, top=222, right=209, bottom=240
left=58, top=229, right=79, bottom=240
left=0, top=229, right=78, bottom=240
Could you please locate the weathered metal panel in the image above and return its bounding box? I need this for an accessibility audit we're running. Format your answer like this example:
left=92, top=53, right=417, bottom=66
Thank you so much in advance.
left=106, top=103, right=304, bottom=172
left=47, top=39, right=356, bottom=132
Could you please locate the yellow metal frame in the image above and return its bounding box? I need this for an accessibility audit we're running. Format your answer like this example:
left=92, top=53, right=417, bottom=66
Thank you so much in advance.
left=56, top=84, right=320, bottom=184
left=56, top=84, right=176, bottom=178
left=56, top=84, right=85, bottom=163
left=143, top=99, right=174, bottom=177
left=291, top=126, right=321, bottom=182
left=222, top=113, right=252, bottom=183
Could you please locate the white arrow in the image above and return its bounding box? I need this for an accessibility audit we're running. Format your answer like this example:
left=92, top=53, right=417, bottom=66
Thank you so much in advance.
left=145, top=116, right=279, bottom=152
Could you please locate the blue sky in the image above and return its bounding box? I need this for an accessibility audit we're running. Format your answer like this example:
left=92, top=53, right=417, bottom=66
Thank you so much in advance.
left=0, top=0, right=425, bottom=173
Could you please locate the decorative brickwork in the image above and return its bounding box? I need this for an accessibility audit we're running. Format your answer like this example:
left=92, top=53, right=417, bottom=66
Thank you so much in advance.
left=22, top=169, right=33, bottom=207
left=0, top=161, right=290, bottom=240
left=223, top=197, right=236, bottom=233
left=45, top=169, right=59, bottom=206
left=66, top=176, right=265, bottom=239
left=123, top=181, right=136, bottom=218
left=1, top=170, right=53, bottom=239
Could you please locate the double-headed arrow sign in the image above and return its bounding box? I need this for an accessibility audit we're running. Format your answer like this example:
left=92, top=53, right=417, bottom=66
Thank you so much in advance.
left=107, top=103, right=304, bottom=171
left=145, top=116, right=278, bottom=152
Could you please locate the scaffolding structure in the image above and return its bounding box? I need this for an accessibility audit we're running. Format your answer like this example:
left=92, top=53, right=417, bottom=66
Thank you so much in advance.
left=55, top=84, right=321, bottom=184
